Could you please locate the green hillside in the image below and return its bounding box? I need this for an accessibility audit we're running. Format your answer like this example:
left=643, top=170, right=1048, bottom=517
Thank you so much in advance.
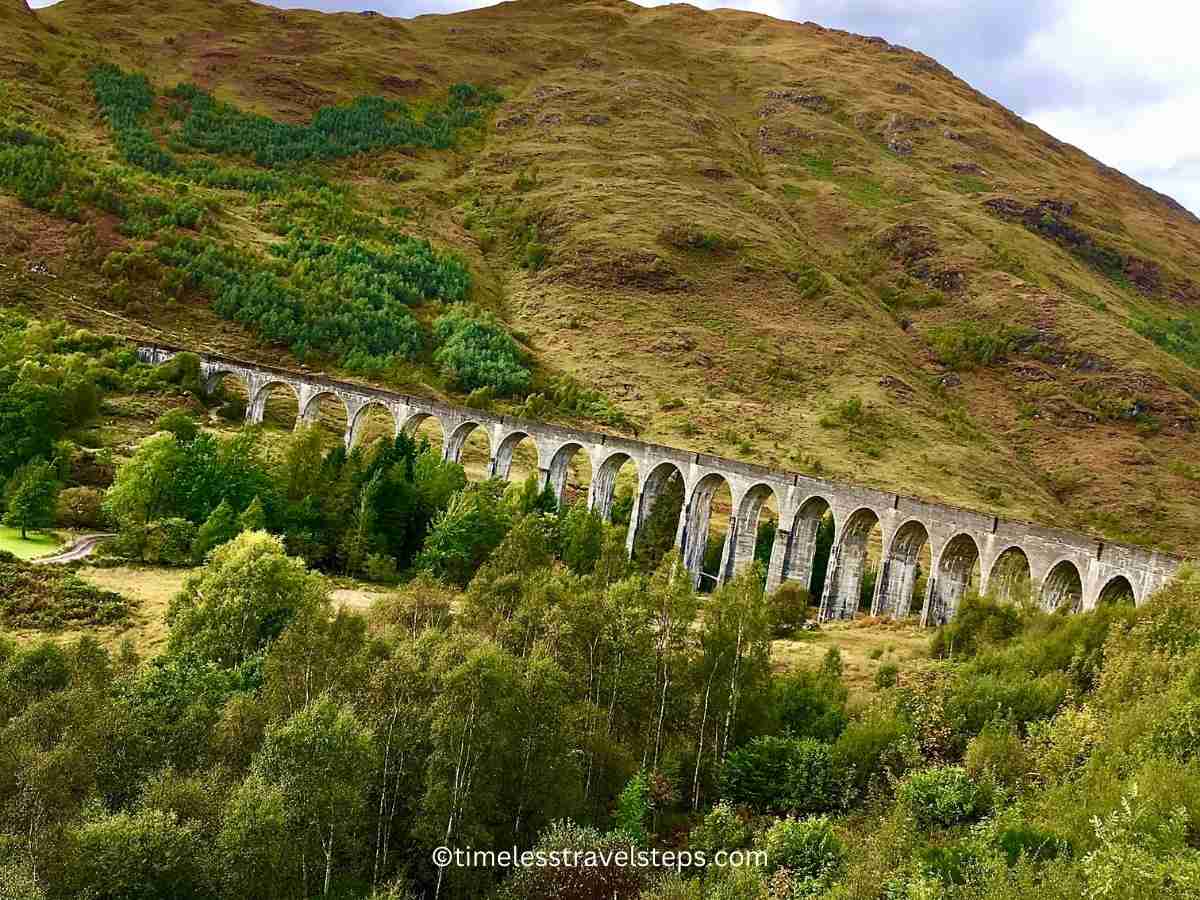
left=1, top=0, right=1198, bottom=553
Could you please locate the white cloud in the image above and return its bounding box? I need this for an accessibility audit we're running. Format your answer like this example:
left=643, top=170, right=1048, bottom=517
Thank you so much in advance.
left=1011, top=0, right=1200, bottom=214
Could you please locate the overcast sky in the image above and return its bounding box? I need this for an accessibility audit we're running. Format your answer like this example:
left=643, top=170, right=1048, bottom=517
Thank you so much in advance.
left=31, top=0, right=1200, bottom=214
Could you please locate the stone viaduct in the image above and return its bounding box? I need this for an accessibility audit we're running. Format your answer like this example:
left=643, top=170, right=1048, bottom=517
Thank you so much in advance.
left=139, top=346, right=1187, bottom=624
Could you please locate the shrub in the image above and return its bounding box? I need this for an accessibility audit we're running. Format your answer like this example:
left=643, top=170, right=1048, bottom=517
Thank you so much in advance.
left=56, top=486, right=106, bottom=529
left=155, top=408, right=200, bottom=443
left=994, top=824, right=1066, bottom=865
left=502, top=820, right=651, bottom=900
left=688, top=800, right=752, bottom=855
left=943, top=670, right=1069, bottom=747
left=761, top=816, right=845, bottom=893
left=62, top=808, right=208, bottom=899
left=369, top=573, right=455, bottom=638
left=615, top=771, right=652, bottom=843
left=433, top=309, right=531, bottom=396
left=141, top=517, right=198, bottom=566
left=926, top=321, right=1031, bottom=370
left=830, top=708, right=916, bottom=803
left=770, top=666, right=848, bottom=742
left=874, top=662, right=899, bottom=689
left=964, top=720, right=1029, bottom=788
left=1024, top=706, right=1104, bottom=785
left=931, top=592, right=1022, bottom=658
left=363, top=553, right=399, bottom=584
left=767, top=582, right=810, bottom=637
left=721, top=736, right=838, bottom=814
left=916, top=841, right=983, bottom=886
left=897, top=766, right=987, bottom=827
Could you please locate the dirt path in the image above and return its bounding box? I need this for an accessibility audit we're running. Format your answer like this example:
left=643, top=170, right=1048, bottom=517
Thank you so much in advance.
left=31, top=533, right=116, bottom=565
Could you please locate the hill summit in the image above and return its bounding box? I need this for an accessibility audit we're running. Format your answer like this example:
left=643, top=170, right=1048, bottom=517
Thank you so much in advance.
left=2, top=0, right=1199, bottom=554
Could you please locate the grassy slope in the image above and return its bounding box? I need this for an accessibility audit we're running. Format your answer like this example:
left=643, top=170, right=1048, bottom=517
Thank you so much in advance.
left=0, top=527, right=63, bottom=560
left=2, top=0, right=1199, bottom=553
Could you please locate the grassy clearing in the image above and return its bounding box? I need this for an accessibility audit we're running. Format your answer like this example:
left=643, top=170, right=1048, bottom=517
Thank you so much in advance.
left=772, top=618, right=931, bottom=703
left=0, top=527, right=63, bottom=560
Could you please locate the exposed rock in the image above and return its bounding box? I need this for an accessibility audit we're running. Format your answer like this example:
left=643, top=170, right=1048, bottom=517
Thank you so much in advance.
left=879, top=374, right=915, bottom=396
left=943, top=129, right=964, bottom=141
left=877, top=223, right=938, bottom=267
left=699, top=167, right=732, bottom=181
left=949, top=162, right=987, bottom=176
left=983, top=197, right=1027, bottom=219
left=885, top=113, right=932, bottom=133
left=929, top=269, right=966, bottom=292
left=894, top=82, right=914, bottom=94
left=764, top=89, right=831, bottom=113
left=877, top=223, right=967, bottom=292
left=887, top=137, right=913, bottom=156
left=580, top=113, right=609, bottom=126
left=496, top=112, right=531, bottom=130
left=1123, top=256, right=1162, bottom=295
left=1037, top=198, right=1076, bottom=217
left=378, top=75, right=426, bottom=94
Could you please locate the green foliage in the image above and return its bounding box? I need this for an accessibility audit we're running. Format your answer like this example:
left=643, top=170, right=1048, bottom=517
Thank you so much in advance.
left=0, top=317, right=110, bottom=476
left=154, top=408, right=200, bottom=443
left=931, top=592, right=1023, bottom=658
left=252, top=695, right=375, bottom=895
left=632, top=471, right=684, bottom=571
left=169, top=531, right=328, bottom=667
left=766, top=582, right=810, bottom=637
left=157, top=233, right=446, bottom=369
left=238, top=497, right=267, bottom=533
left=965, top=720, right=1030, bottom=789
left=761, top=815, right=845, bottom=894
left=898, top=766, right=988, bottom=827
left=167, top=80, right=499, bottom=166
left=3, top=458, right=59, bottom=539
left=1132, top=310, right=1200, bottom=369
left=142, top=516, right=198, bottom=566
left=720, top=736, right=838, bottom=814
left=519, top=374, right=634, bottom=431
left=557, top=502, right=605, bottom=575
left=433, top=308, right=532, bottom=395
left=104, top=429, right=276, bottom=541
left=61, top=807, right=207, bottom=900
left=875, top=662, right=899, bottom=689
left=688, top=799, right=752, bottom=855
left=927, top=320, right=1032, bottom=370
left=771, top=662, right=849, bottom=742
left=830, top=707, right=917, bottom=803
left=0, top=123, right=87, bottom=214
left=55, top=485, right=106, bottom=529
left=88, top=65, right=178, bottom=175
left=192, top=498, right=239, bottom=563
left=417, top=479, right=512, bottom=586
left=615, top=770, right=652, bottom=843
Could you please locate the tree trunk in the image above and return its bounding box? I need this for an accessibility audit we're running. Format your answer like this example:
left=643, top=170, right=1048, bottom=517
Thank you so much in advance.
left=693, top=659, right=719, bottom=810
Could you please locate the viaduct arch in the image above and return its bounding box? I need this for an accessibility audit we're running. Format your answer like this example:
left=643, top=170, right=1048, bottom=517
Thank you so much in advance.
left=141, top=346, right=1187, bottom=621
